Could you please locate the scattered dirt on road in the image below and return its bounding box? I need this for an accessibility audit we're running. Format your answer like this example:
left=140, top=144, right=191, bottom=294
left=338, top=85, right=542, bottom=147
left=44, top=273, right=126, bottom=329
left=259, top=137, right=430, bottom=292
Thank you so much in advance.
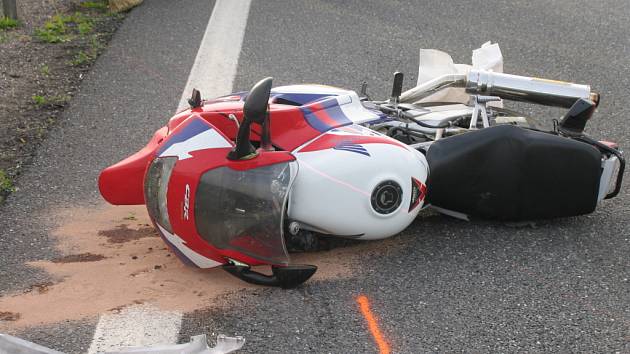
left=0, top=311, right=20, bottom=322
left=0, top=203, right=403, bottom=329
left=24, top=282, right=54, bottom=294
left=98, top=224, right=158, bottom=244
left=51, top=252, right=106, bottom=263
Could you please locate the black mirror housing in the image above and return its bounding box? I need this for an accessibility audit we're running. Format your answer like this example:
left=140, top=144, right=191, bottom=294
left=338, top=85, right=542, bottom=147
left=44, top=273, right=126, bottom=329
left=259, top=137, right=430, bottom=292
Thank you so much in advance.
left=244, top=77, right=273, bottom=124
left=227, top=77, right=273, bottom=161
left=390, top=72, right=404, bottom=102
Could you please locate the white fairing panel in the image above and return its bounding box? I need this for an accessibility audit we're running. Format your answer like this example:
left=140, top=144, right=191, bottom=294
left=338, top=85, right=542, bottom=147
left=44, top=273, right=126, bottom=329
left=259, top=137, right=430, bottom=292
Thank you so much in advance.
left=288, top=126, right=429, bottom=240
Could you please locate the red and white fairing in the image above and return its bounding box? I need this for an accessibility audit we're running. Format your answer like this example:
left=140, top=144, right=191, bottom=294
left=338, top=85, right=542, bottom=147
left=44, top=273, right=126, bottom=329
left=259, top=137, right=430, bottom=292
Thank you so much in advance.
left=289, top=124, right=428, bottom=239
left=272, top=85, right=429, bottom=239
left=99, top=84, right=429, bottom=271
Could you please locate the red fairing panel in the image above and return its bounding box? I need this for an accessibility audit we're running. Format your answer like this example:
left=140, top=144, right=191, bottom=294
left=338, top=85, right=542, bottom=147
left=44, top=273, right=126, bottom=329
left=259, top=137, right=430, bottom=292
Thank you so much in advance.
left=98, top=126, right=168, bottom=205
left=168, top=102, right=328, bottom=152
left=127, top=116, right=297, bottom=268
left=98, top=100, right=315, bottom=206
left=100, top=89, right=350, bottom=207
left=264, top=107, right=323, bottom=151
left=166, top=147, right=295, bottom=267
left=165, top=147, right=231, bottom=266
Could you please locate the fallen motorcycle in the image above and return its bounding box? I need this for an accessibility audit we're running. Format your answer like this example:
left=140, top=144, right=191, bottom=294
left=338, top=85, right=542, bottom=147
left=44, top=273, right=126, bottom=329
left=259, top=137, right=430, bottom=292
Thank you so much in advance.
left=99, top=44, right=624, bottom=287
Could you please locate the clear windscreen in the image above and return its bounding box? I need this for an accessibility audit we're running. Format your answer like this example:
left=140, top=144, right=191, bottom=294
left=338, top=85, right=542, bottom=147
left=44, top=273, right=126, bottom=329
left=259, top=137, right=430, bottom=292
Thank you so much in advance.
left=194, top=162, right=296, bottom=265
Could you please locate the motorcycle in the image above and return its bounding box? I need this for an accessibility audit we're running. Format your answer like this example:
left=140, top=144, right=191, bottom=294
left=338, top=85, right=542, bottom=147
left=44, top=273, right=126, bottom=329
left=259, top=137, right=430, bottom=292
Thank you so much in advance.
left=99, top=44, right=624, bottom=288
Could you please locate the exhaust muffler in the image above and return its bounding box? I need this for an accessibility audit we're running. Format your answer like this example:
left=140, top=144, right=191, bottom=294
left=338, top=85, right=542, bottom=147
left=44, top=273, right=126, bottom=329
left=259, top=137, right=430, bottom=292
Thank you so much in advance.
left=466, top=70, right=598, bottom=108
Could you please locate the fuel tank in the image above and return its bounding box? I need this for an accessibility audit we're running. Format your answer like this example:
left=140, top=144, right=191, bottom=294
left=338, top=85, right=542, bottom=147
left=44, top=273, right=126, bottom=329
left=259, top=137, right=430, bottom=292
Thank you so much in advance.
left=287, top=124, right=429, bottom=239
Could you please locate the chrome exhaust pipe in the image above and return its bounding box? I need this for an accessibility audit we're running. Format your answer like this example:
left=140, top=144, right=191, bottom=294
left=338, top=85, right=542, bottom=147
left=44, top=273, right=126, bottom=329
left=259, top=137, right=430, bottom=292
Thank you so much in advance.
left=400, top=70, right=599, bottom=108
left=399, top=74, right=467, bottom=103
left=466, top=70, right=598, bottom=108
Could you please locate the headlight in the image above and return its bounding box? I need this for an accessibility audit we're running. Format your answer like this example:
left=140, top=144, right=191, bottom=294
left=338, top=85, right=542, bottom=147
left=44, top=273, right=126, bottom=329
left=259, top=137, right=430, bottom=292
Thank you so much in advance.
left=144, top=157, right=177, bottom=232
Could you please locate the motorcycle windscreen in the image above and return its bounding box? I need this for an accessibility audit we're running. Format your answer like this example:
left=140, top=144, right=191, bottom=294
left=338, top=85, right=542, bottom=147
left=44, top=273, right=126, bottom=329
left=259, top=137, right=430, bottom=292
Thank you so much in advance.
left=194, top=162, right=296, bottom=265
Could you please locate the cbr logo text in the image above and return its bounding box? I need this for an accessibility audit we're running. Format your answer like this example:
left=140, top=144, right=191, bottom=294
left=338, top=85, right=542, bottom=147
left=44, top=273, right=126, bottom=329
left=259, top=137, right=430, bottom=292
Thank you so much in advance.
left=183, top=184, right=190, bottom=220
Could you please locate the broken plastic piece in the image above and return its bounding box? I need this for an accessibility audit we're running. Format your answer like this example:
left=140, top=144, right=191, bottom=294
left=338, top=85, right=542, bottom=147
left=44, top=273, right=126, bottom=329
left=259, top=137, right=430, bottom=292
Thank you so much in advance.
left=0, top=333, right=64, bottom=354
left=410, top=41, right=504, bottom=105
left=0, top=333, right=245, bottom=354
left=112, top=334, right=244, bottom=354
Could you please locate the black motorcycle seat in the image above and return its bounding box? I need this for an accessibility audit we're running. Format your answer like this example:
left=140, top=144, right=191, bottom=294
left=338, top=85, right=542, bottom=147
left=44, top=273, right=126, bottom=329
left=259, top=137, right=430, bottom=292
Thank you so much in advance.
left=425, top=125, right=602, bottom=220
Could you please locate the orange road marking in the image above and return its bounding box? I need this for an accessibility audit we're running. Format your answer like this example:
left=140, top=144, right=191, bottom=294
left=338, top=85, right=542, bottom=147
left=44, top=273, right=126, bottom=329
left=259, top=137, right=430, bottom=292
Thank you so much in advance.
left=356, top=295, right=391, bottom=354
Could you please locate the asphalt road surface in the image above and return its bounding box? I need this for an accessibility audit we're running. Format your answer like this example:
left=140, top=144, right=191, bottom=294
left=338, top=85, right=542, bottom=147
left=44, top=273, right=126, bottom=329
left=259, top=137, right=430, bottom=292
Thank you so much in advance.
left=1, top=0, right=629, bottom=353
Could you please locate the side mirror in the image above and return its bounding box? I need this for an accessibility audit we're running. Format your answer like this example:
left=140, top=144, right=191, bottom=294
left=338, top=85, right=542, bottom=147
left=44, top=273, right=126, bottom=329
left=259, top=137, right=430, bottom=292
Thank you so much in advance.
left=228, top=77, right=273, bottom=160
left=390, top=71, right=404, bottom=103
left=244, top=77, right=273, bottom=124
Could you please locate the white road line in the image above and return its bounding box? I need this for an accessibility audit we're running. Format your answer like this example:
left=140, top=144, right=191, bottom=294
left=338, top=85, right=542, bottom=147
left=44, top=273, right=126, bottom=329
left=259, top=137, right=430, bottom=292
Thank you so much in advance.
left=87, top=305, right=182, bottom=354
left=177, top=0, right=253, bottom=111
left=88, top=0, right=251, bottom=351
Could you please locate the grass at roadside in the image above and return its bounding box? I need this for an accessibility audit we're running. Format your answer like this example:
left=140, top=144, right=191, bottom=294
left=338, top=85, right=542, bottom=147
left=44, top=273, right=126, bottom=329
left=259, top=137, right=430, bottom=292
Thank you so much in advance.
left=80, top=1, right=109, bottom=10
left=35, top=12, right=94, bottom=43
left=34, top=1, right=121, bottom=68
left=0, top=169, right=15, bottom=202
left=0, top=17, right=20, bottom=31
left=40, top=64, right=50, bottom=76
left=32, top=94, right=70, bottom=107
left=70, top=34, right=105, bottom=65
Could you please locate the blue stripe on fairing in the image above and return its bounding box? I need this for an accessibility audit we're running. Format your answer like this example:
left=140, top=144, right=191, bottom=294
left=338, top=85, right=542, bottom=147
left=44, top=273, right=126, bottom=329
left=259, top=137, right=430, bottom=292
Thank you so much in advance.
left=336, top=147, right=370, bottom=156
left=272, top=92, right=334, bottom=105
left=316, top=96, right=342, bottom=110
left=299, top=97, right=353, bottom=133
left=337, top=146, right=366, bottom=152
left=157, top=230, right=197, bottom=267
left=157, top=118, right=210, bottom=156
left=336, top=141, right=363, bottom=147
left=334, top=142, right=370, bottom=156
left=230, top=91, right=248, bottom=100
left=363, top=110, right=390, bottom=124
left=299, top=106, right=330, bottom=133
left=324, top=101, right=352, bottom=126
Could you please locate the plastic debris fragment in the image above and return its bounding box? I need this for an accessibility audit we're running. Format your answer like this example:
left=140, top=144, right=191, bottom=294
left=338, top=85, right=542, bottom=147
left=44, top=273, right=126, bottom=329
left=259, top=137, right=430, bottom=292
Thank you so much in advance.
left=0, top=333, right=245, bottom=354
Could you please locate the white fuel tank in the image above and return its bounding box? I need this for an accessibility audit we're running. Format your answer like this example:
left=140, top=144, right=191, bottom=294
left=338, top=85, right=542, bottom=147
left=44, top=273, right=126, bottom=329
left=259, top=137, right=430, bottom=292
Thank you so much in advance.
left=287, top=125, right=429, bottom=240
